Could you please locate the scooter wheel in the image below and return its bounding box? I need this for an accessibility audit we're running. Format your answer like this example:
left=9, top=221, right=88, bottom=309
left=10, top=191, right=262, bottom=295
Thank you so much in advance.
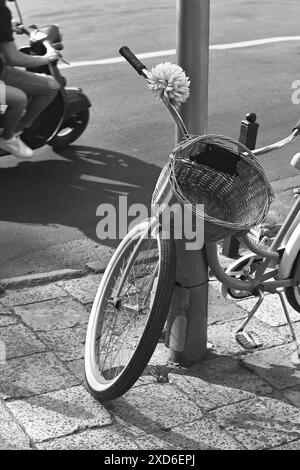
left=48, top=109, right=90, bottom=148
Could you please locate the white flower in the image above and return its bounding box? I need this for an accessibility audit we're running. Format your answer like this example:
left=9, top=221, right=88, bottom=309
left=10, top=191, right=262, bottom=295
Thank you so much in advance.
left=145, top=62, right=190, bottom=107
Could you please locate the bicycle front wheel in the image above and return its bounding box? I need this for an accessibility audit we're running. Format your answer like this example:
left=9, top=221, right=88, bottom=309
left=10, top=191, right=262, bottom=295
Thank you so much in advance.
left=85, top=220, right=176, bottom=401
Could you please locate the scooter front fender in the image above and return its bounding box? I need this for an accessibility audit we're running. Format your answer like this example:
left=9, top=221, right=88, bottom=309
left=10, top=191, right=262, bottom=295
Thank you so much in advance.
left=278, top=222, right=300, bottom=279
left=64, top=88, right=91, bottom=120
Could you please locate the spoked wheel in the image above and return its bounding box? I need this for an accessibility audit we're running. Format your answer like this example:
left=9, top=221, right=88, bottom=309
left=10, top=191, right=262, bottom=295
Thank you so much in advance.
left=285, top=252, right=300, bottom=313
left=85, top=220, right=176, bottom=401
left=221, top=253, right=263, bottom=300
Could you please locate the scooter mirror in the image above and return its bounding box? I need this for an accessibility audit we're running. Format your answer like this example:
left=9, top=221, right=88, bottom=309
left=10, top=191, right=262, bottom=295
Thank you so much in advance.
left=10, top=0, right=23, bottom=26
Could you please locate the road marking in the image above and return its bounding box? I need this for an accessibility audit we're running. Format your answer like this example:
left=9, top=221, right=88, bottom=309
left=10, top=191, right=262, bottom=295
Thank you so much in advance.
left=60, top=36, right=300, bottom=69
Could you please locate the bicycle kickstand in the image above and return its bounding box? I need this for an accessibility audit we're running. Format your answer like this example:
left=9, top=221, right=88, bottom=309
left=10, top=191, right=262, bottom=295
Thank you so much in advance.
left=276, top=290, right=300, bottom=366
left=235, top=289, right=264, bottom=350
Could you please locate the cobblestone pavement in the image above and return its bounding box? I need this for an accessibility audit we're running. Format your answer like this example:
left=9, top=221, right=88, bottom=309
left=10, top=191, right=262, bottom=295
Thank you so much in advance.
left=0, top=260, right=300, bottom=451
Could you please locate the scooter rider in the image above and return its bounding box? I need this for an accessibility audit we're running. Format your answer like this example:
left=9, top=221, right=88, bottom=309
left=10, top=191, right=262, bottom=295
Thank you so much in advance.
left=0, top=0, right=60, bottom=159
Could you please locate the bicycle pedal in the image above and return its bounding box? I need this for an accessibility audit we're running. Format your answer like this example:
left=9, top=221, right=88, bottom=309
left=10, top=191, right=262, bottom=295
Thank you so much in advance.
left=235, top=331, right=263, bottom=350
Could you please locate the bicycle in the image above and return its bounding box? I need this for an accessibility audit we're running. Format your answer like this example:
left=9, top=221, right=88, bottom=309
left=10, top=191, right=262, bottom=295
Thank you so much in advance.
left=85, top=46, right=300, bottom=401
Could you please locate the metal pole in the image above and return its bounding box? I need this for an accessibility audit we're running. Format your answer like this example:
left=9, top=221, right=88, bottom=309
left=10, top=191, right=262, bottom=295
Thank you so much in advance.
left=176, top=0, right=210, bottom=140
left=167, top=0, right=210, bottom=365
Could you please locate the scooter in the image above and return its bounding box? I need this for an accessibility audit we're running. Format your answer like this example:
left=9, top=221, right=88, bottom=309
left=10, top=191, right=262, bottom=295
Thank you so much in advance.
left=0, top=0, right=91, bottom=155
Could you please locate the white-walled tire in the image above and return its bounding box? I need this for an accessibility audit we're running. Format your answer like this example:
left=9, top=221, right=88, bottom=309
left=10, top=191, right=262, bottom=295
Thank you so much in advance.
left=85, top=220, right=176, bottom=401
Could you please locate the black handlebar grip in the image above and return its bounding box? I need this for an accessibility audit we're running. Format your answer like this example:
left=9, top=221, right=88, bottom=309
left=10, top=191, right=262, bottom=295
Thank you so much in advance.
left=119, top=46, right=147, bottom=76
left=293, top=118, right=300, bottom=132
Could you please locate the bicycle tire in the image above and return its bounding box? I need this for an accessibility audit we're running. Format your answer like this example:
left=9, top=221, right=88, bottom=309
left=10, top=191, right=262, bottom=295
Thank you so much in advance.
left=285, top=251, right=300, bottom=313
left=85, top=220, right=176, bottom=401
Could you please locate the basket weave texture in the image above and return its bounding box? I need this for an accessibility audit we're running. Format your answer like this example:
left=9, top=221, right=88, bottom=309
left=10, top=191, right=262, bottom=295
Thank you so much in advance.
left=151, top=134, right=274, bottom=242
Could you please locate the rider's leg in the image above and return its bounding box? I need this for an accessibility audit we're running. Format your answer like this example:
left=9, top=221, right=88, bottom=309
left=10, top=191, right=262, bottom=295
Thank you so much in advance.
left=0, top=83, right=33, bottom=159
left=1, top=66, right=60, bottom=132
left=1, top=84, right=27, bottom=139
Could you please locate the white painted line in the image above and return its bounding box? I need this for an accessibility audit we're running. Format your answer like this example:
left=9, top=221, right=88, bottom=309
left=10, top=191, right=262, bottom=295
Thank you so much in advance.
left=60, top=36, right=300, bottom=69
left=212, top=35, right=300, bottom=50
left=59, top=49, right=175, bottom=69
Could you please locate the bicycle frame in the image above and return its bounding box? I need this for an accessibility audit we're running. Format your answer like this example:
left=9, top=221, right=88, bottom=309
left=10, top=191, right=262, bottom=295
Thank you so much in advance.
left=159, top=86, right=300, bottom=295
left=118, top=46, right=300, bottom=296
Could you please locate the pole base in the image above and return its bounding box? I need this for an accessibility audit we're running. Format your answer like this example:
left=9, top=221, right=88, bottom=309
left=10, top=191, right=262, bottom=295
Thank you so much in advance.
left=168, top=349, right=195, bottom=368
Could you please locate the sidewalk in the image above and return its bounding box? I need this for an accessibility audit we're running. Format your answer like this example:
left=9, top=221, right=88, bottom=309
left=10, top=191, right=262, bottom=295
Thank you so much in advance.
left=0, top=187, right=300, bottom=451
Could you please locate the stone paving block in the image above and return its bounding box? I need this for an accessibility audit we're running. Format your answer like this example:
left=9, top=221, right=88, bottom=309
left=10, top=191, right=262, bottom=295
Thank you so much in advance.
left=236, top=293, right=300, bottom=327
left=168, top=355, right=273, bottom=411
left=135, top=433, right=180, bottom=450
left=273, top=438, right=300, bottom=450
left=279, top=321, right=300, bottom=342
left=242, top=344, right=300, bottom=391
left=208, top=317, right=289, bottom=356
left=110, top=382, right=203, bottom=437
left=283, top=385, right=300, bottom=409
left=0, top=324, right=45, bottom=359
left=0, top=400, right=31, bottom=450
left=57, top=275, right=101, bottom=304
left=7, top=385, right=112, bottom=442
left=0, top=352, right=79, bottom=399
left=14, top=297, right=90, bottom=332
left=208, top=281, right=247, bottom=325
left=0, top=283, right=68, bottom=307
left=0, top=305, right=13, bottom=315
left=36, top=426, right=138, bottom=450
left=209, top=396, right=300, bottom=450
left=37, top=325, right=86, bottom=361
left=0, top=314, right=18, bottom=327
left=135, top=419, right=244, bottom=450
left=63, top=359, right=86, bottom=385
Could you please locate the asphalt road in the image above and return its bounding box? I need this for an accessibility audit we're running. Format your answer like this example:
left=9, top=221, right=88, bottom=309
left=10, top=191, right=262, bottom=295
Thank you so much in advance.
left=0, top=0, right=300, bottom=278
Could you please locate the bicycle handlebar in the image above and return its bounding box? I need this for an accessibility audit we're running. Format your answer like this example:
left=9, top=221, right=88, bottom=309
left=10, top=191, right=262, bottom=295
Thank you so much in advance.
left=119, top=45, right=300, bottom=156
left=253, top=129, right=299, bottom=157
left=119, top=46, right=148, bottom=78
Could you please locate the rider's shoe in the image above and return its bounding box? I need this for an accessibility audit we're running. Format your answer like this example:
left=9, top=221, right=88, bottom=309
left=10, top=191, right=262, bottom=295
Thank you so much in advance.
left=0, top=135, right=33, bottom=159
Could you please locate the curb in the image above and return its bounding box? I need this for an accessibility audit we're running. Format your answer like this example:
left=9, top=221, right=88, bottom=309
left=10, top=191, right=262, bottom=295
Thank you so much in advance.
left=0, top=259, right=112, bottom=292
left=271, top=174, right=299, bottom=193
left=0, top=268, right=87, bottom=291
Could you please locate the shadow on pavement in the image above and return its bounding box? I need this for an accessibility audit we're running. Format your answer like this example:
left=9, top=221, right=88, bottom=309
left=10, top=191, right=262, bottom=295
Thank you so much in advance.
left=144, top=350, right=300, bottom=406
left=0, top=144, right=161, bottom=247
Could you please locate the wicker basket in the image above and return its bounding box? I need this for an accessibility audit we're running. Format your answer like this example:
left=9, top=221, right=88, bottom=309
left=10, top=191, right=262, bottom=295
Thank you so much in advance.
left=151, top=134, right=274, bottom=242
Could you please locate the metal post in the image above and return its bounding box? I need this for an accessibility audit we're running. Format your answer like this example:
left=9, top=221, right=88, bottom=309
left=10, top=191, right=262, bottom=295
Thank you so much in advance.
left=167, top=0, right=210, bottom=365
left=222, top=113, right=259, bottom=258
left=176, top=0, right=210, bottom=140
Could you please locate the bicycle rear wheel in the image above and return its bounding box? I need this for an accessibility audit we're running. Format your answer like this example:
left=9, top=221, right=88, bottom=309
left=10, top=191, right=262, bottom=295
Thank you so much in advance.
left=85, top=220, right=176, bottom=401
left=285, top=252, right=300, bottom=313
